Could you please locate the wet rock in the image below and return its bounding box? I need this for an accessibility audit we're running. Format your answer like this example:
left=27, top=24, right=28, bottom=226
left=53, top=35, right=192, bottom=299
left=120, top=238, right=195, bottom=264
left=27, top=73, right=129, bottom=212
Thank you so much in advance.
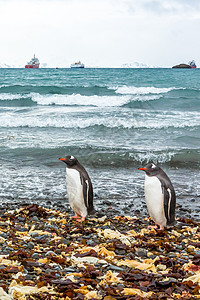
left=26, top=242, right=35, bottom=249
left=109, top=265, right=124, bottom=272
left=46, top=250, right=57, bottom=256
left=0, top=232, right=7, bottom=238
left=135, top=248, right=148, bottom=258
left=30, top=232, right=39, bottom=238
left=32, top=216, right=39, bottom=222
left=35, top=234, right=50, bottom=241
left=32, top=253, right=39, bottom=260
left=4, top=247, right=14, bottom=253
left=86, top=240, right=96, bottom=246
left=62, top=239, right=70, bottom=245
left=17, top=227, right=27, bottom=232
left=63, top=267, right=77, bottom=273
left=176, top=245, right=182, bottom=250
left=17, top=216, right=25, bottom=222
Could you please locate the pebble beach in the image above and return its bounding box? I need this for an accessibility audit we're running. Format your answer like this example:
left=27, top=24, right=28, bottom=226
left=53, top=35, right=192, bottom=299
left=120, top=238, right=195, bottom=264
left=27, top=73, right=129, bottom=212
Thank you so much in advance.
left=0, top=204, right=199, bottom=299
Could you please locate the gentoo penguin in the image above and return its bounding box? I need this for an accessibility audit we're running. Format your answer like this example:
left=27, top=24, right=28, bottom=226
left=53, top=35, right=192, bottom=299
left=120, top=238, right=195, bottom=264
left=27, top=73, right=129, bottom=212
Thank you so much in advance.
left=138, top=163, right=176, bottom=230
left=59, top=155, right=94, bottom=222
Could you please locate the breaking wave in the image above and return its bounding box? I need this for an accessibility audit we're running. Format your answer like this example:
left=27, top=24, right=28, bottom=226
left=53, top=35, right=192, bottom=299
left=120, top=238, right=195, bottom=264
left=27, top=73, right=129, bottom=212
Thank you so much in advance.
left=0, top=111, right=199, bottom=129
left=115, top=86, right=181, bottom=95
left=1, top=146, right=199, bottom=168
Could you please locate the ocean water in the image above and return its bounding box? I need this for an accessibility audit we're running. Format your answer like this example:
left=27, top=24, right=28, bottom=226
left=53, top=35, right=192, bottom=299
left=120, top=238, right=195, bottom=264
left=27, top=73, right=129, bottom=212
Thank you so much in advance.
left=0, top=68, right=199, bottom=220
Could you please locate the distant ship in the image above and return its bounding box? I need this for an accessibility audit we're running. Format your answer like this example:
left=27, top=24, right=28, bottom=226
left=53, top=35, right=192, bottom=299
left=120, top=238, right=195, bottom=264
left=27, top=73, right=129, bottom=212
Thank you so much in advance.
left=189, top=60, right=197, bottom=68
left=70, top=61, right=84, bottom=68
left=25, top=54, right=40, bottom=68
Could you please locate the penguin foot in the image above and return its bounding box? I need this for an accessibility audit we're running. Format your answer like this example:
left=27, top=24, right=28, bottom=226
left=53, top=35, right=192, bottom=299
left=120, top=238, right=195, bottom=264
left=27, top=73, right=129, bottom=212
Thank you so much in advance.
left=147, top=225, right=158, bottom=230
left=148, top=224, right=165, bottom=230
left=71, top=213, right=80, bottom=220
left=77, top=216, right=85, bottom=222
left=71, top=214, right=85, bottom=222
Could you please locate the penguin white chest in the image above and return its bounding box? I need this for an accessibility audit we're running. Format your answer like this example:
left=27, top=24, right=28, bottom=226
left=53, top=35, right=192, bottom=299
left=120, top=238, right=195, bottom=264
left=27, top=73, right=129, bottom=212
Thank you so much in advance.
left=66, top=168, right=87, bottom=217
left=144, top=174, right=166, bottom=227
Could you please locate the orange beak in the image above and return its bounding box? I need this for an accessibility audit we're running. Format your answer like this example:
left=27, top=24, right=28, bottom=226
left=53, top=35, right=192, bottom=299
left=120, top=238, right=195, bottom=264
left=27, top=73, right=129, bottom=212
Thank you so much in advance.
left=138, top=167, right=148, bottom=171
left=59, top=158, right=66, bottom=161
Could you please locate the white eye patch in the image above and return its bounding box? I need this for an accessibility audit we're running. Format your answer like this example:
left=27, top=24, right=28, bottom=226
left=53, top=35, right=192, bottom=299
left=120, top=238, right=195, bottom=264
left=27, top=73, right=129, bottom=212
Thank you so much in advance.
left=70, top=155, right=75, bottom=160
left=151, top=163, right=156, bottom=169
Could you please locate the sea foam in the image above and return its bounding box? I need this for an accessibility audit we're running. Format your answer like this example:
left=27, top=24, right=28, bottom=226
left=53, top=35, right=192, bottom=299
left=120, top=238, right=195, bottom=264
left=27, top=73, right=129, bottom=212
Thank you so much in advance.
left=114, top=86, right=180, bottom=95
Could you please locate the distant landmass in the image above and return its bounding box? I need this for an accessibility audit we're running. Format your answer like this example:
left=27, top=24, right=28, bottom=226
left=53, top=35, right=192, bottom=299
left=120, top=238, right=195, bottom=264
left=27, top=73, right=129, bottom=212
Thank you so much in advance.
left=121, top=62, right=156, bottom=68
left=172, top=63, right=191, bottom=69
left=0, top=61, right=159, bottom=68
left=172, top=60, right=197, bottom=69
left=0, top=63, right=15, bottom=68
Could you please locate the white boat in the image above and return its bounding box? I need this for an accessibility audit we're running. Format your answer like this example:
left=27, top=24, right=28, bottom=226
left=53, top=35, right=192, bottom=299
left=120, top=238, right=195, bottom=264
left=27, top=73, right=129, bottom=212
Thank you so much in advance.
left=70, top=61, right=84, bottom=68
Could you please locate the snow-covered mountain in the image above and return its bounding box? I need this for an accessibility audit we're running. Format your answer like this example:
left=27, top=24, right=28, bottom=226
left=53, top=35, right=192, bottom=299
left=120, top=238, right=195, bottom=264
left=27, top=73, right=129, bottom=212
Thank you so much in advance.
left=121, top=62, right=156, bottom=68
left=0, top=63, right=24, bottom=68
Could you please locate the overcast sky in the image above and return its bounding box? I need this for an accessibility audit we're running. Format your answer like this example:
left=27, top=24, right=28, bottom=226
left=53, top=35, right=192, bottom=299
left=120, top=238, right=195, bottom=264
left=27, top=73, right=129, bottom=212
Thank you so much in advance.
left=0, top=0, right=200, bottom=67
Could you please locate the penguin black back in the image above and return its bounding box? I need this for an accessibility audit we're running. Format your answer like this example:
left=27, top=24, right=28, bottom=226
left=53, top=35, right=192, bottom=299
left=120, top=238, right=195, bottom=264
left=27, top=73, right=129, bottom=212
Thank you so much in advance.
left=139, top=163, right=176, bottom=227
left=59, top=155, right=94, bottom=216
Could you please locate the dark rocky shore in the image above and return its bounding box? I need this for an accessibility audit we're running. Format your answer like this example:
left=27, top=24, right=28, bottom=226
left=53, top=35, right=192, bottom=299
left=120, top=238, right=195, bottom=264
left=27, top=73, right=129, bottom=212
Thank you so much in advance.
left=0, top=204, right=199, bottom=299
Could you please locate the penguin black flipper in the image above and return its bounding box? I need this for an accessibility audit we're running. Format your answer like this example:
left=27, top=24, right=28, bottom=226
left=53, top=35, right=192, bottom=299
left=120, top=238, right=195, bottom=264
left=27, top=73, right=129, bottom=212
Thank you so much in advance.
left=162, top=185, right=176, bottom=226
left=80, top=173, right=95, bottom=215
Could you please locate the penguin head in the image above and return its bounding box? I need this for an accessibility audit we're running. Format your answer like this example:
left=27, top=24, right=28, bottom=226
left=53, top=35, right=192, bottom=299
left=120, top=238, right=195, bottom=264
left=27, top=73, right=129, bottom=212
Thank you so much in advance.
left=59, top=155, right=78, bottom=166
left=138, top=163, right=160, bottom=176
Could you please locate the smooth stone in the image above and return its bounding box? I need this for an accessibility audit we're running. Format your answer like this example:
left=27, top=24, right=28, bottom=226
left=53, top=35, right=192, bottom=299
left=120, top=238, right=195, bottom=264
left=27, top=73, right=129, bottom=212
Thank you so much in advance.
left=109, top=265, right=124, bottom=272
left=0, top=233, right=7, bottom=238
left=0, top=265, right=6, bottom=269
left=169, top=254, right=177, bottom=258
left=168, top=278, right=178, bottom=283
left=62, top=239, right=70, bottom=245
left=50, top=225, right=58, bottom=231
left=26, top=242, right=35, bottom=249
left=148, top=255, right=157, bottom=259
left=17, top=227, right=27, bottom=232
left=25, top=275, right=33, bottom=280
left=4, top=247, right=14, bottom=252
left=45, top=269, right=53, bottom=273
left=32, top=216, right=39, bottom=222
left=18, top=217, right=25, bottom=222
left=116, top=250, right=126, bottom=255
left=53, top=265, right=61, bottom=270
left=32, top=253, right=39, bottom=260
left=135, top=248, right=148, bottom=258
left=63, top=267, right=76, bottom=273
left=30, top=232, right=39, bottom=238
left=23, top=268, right=28, bottom=274
left=180, top=242, right=186, bottom=247
left=35, top=234, right=49, bottom=241
left=176, top=245, right=182, bottom=250
left=86, top=240, right=96, bottom=246
left=46, top=251, right=57, bottom=256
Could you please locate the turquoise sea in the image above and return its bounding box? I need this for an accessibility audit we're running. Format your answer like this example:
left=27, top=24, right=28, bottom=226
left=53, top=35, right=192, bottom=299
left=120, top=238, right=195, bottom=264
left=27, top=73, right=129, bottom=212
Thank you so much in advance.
left=0, top=68, right=199, bottom=219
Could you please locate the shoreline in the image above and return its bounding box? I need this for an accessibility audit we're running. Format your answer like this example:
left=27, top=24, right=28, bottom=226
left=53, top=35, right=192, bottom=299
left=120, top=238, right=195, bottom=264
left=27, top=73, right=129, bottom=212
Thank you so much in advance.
left=0, top=204, right=199, bottom=299
left=0, top=197, right=199, bottom=223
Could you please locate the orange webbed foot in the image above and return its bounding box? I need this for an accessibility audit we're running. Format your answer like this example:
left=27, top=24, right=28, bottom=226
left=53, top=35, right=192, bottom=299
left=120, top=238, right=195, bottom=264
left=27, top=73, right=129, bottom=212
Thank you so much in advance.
left=70, top=213, right=80, bottom=220
left=77, top=216, right=85, bottom=222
